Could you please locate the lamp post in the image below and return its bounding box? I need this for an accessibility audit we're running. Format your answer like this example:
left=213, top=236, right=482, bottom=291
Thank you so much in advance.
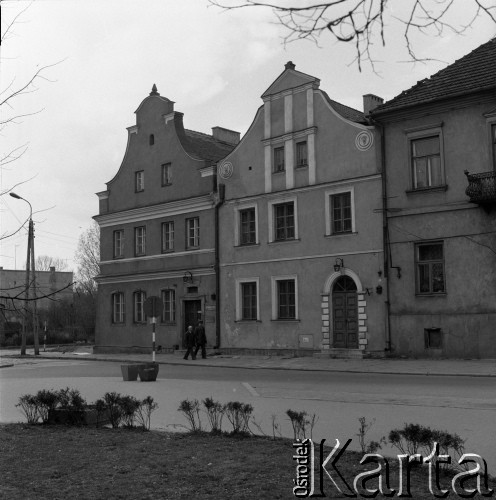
left=9, top=192, right=39, bottom=355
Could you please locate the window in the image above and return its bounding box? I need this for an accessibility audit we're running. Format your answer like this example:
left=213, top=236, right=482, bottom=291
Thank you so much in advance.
left=186, top=217, right=200, bottom=248
left=273, top=146, right=285, bottom=173
left=161, top=289, right=176, bottom=323
left=239, top=208, right=256, bottom=245
left=112, top=292, right=125, bottom=323
left=149, top=134, right=155, bottom=146
left=161, top=222, right=174, bottom=252
left=241, top=282, right=257, bottom=320
left=277, top=279, right=296, bottom=319
left=135, top=171, right=144, bottom=192
left=274, top=202, right=295, bottom=241
left=332, top=192, right=352, bottom=234
left=133, top=291, right=146, bottom=323
left=135, top=226, right=146, bottom=256
left=113, top=230, right=124, bottom=258
left=411, top=136, right=442, bottom=189
left=162, top=163, right=172, bottom=186
left=416, top=242, right=445, bottom=294
left=296, top=141, right=307, bottom=167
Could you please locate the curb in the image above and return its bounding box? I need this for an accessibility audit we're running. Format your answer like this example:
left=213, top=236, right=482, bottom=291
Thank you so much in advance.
left=2, top=354, right=495, bottom=378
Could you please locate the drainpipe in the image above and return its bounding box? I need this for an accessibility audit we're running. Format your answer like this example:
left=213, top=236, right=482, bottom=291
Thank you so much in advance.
left=214, top=177, right=225, bottom=349
left=373, top=118, right=392, bottom=352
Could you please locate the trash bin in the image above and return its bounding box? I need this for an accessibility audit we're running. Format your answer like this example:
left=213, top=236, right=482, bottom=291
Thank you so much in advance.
left=138, top=362, right=159, bottom=382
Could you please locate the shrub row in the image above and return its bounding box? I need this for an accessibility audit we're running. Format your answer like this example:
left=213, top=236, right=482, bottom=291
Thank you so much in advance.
left=16, top=389, right=158, bottom=430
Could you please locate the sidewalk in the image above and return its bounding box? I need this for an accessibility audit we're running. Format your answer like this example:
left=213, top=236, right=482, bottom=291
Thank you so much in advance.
left=1, top=345, right=495, bottom=377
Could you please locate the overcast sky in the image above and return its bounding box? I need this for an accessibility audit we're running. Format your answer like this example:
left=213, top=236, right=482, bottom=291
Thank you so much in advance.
left=1, top=0, right=495, bottom=272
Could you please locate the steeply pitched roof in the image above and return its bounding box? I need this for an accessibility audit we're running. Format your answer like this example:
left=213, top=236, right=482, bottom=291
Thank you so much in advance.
left=321, top=90, right=367, bottom=124
left=183, top=130, right=236, bottom=162
left=373, top=37, right=496, bottom=114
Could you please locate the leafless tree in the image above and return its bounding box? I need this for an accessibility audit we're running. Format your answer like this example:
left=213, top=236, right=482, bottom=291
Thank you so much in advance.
left=74, top=222, right=100, bottom=296
left=35, top=255, right=69, bottom=272
left=209, top=0, right=496, bottom=70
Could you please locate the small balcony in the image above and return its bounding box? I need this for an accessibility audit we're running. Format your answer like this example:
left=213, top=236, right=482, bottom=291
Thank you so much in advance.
left=464, top=170, right=496, bottom=207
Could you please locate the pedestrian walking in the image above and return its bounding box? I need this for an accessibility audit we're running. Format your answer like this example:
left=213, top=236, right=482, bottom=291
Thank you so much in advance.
left=194, top=321, right=207, bottom=359
left=183, top=325, right=196, bottom=360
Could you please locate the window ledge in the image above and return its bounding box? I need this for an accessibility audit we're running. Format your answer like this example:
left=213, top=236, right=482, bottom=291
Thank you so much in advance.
left=296, top=164, right=308, bottom=169
left=272, top=170, right=285, bottom=175
left=269, top=238, right=301, bottom=245
left=161, top=250, right=175, bottom=254
left=162, top=183, right=172, bottom=187
left=185, top=247, right=200, bottom=251
left=415, top=292, right=447, bottom=297
left=325, top=231, right=357, bottom=238
left=406, top=185, right=448, bottom=195
left=235, top=320, right=262, bottom=323
left=113, top=256, right=125, bottom=260
left=161, top=322, right=177, bottom=326
left=235, top=242, right=260, bottom=248
left=271, top=319, right=300, bottom=323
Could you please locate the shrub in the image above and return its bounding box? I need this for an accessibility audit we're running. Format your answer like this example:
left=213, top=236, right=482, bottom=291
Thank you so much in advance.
left=103, top=392, right=123, bottom=429
left=135, top=396, right=158, bottom=431
left=178, top=399, right=202, bottom=432
left=94, top=398, right=108, bottom=428
left=356, top=417, right=386, bottom=454
left=119, top=395, right=141, bottom=428
left=203, top=397, right=224, bottom=433
left=35, top=389, right=59, bottom=424
left=287, top=410, right=318, bottom=441
left=16, top=394, right=39, bottom=424
left=224, top=401, right=253, bottom=434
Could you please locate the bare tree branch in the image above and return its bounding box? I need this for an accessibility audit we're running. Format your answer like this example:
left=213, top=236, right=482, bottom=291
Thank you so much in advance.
left=209, top=0, right=496, bottom=70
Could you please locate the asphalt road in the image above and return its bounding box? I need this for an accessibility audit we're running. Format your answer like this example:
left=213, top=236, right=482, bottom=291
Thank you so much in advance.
left=1, top=359, right=495, bottom=474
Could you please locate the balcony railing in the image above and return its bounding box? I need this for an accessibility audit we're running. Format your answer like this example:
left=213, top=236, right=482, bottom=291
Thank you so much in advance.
left=464, top=170, right=496, bottom=205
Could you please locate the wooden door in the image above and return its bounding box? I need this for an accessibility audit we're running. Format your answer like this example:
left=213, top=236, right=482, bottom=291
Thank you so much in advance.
left=182, top=300, right=202, bottom=347
left=332, top=276, right=358, bottom=349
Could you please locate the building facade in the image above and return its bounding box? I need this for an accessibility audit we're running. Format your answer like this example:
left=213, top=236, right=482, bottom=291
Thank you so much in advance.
left=94, top=86, right=237, bottom=353
left=372, top=38, right=496, bottom=358
left=217, top=62, right=387, bottom=356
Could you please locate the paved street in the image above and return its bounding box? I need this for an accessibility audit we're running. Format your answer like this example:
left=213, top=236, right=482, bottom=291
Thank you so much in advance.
left=1, top=351, right=495, bottom=475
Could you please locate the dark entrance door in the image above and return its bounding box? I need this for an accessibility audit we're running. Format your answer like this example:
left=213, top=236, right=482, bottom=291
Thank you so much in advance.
left=183, top=300, right=202, bottom=348
left=332, top=275, right=358, bottom=349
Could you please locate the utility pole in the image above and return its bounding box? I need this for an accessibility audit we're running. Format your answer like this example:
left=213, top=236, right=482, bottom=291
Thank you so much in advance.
left=10, top=192, right=39, bottom=355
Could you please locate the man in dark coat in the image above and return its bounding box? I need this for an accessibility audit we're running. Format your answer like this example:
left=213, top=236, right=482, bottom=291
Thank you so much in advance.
left=183, top=325, right=196, bottom=360
left=194, top=321, right=207, bottom=359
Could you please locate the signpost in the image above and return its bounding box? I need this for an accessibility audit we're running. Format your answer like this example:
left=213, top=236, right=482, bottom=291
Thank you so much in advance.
left=144, top=296, right=162, bottom=362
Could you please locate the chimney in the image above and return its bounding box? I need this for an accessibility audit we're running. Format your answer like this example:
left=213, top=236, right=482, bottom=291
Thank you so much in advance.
left=212, top=126, right=240, bottom=145
left=363, top=94, right=384, bottom=115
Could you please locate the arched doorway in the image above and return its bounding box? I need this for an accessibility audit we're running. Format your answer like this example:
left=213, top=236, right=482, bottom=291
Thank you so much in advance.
left=332, top=275, right=358, bottom=349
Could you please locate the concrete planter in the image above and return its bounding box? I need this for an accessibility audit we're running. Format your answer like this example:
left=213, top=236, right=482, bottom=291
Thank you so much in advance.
left=121, top=364, right=140, bottom=381
left=138, top=362, right=159, bottom=382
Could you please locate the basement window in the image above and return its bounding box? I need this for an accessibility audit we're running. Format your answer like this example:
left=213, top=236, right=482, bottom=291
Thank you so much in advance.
left=424, top=327, right=442, bottom=349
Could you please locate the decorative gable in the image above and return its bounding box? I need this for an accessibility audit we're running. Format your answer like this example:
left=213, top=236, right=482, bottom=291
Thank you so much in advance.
left=261, top=61, right=320, bottom=99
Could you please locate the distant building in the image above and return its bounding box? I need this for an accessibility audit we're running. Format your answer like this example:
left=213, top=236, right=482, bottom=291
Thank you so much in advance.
left=93, top=85, right=237, bottom=353
left=217, top=62, right=386, bottom=356
left=0, top=266, right=74, bottom=339
left=371, top=38, right=496, bottom=358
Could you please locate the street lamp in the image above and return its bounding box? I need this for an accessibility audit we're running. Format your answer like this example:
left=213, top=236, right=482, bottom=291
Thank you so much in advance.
left=9, top=192, right=39, bottom=356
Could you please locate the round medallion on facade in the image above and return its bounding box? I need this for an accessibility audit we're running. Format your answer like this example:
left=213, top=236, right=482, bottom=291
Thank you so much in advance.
left=218, top=161, right=234, bottom=179
left=355, top=130, right=373, bottom=151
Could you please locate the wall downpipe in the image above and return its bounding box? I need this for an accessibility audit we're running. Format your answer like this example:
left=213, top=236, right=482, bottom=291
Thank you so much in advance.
left=214, top=174, right=225, bottom=349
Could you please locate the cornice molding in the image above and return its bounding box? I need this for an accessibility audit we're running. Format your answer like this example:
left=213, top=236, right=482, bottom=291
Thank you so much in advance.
left=100, top=248, right=215, bottom=265
left=94, top=194, right=214, bottom=227
left=97, top=266, right=215, bottom=285
left=262, top=126, right=318, bottom=146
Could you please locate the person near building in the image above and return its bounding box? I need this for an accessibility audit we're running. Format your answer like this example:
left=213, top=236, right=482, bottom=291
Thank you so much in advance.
left=194, top=321, right=207, bottom=359
left=183, top=325, right=196, bottom=360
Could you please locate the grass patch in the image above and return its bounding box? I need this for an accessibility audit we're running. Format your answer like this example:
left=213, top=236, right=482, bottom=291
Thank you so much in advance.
left=0, top=424, right=493, bottom=499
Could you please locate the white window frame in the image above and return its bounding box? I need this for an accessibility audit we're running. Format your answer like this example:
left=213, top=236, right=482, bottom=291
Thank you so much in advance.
left=135, top=170, right=144, bottom=192
left=235, top=277, right=260, bottom=321
left=113, top=230, right=124, bottom=258
left=133, top=290, right=146, bottom=323
left=271, top=275, right=298, bottom=320
left=112, top=292, right=125, bottom=324
left=405, top=125, right=445, bottom=190
left=135, top=226, right=146, bottom=256
left=234, top=203, right=259, bottom=246
left=162, top=163, right=172, bottom=186
left=186, top=217, right=200, bottom=248
left=267, top=196, right=298, bottom=243
left=325, top=186, right=356, bottom=236
left=161, top=221, right=174, bottom=252
left=161, top=289, right=176, bottom=323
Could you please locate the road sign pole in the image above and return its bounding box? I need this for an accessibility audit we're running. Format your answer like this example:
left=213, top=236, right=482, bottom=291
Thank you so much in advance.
left=152, top=317, right=156, bottom=362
